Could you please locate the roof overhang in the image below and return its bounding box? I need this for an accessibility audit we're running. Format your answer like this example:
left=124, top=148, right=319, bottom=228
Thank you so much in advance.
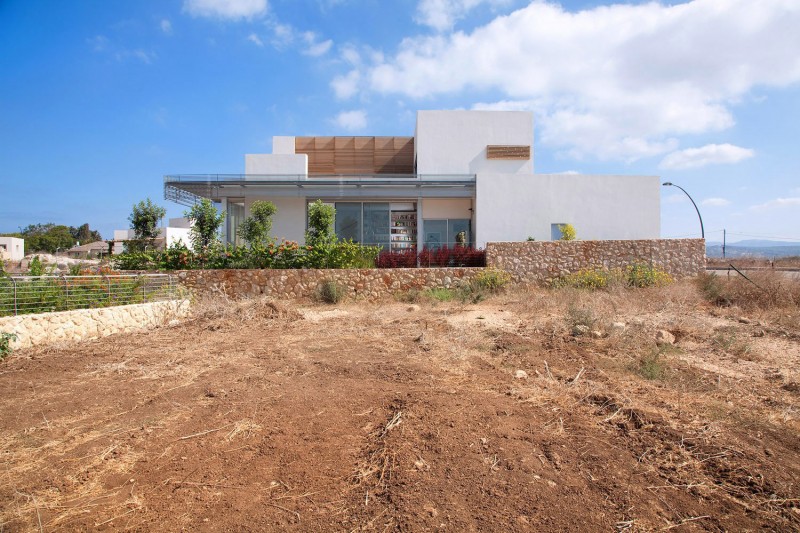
left=164, top=174, right=476, bottom=205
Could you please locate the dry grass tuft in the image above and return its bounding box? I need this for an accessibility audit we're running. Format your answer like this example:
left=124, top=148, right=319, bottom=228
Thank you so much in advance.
left=697, top=271, right=800, bottom=311
left=190, top=294, right=302, bottom=324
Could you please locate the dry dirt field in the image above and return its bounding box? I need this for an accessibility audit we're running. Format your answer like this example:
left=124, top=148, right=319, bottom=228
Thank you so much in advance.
left=1, top=280, right=799, bottom=531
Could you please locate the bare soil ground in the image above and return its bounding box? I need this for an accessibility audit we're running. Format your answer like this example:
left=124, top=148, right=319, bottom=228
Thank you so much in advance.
left=1, top=282, right=799, bottom=531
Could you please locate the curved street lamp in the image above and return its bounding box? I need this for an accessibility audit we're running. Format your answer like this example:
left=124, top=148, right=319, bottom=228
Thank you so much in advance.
left=663, top=181, right=704, bottom=239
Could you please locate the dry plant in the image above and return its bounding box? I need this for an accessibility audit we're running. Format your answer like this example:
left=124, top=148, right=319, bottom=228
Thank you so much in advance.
left=190, top=294, right=301, bottom=325
left=697, top=271, right=800, bottom=311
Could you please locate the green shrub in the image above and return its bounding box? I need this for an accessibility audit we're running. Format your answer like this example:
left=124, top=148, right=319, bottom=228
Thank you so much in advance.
left=553, top=264, right=672, bottom=290
left=554, top=268, right=615, bottom=290
left=558, top=224, right=577, bottom=241
left=317, top=279, right=345, bottom=304
left=0, top=332, right=17, bottom=360
left=634, top=345, right=679, bottom=380
left=472, top=267, right=511, bottom=293
left=638, top=350, right=666, bottom=380
left=626, top=263, right=673, bottom=287
left=425, top=288, right=455, bottom=302
left=240, top=200, right=277, bottom=247
left=28, top=256, right=44, bottom=276
left=306, top=200, right=336, bottom=248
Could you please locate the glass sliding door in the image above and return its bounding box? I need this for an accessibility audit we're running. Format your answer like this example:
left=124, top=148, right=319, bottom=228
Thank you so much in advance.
left=423, top=219, right=472, bottom=249
left=227, top=199, right=245, bottom=246
left=334, top=203, right=361, bottom=242
left=423, top=220, right=447, bottom=249
left=363, top=203, right=390, bottom=248
left=448, top=219, right=471, bottom=247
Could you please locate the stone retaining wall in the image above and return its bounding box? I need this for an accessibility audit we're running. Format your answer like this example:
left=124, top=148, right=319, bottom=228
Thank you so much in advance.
left=176, top=267, right=484, bottom=300
left=0, top=300, right=190, bottom=350
left=485, top=239, right=705, bottom=283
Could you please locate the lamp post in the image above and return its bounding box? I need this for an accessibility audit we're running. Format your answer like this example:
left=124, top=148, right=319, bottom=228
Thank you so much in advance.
left=663, top=181, right=704, bottom=239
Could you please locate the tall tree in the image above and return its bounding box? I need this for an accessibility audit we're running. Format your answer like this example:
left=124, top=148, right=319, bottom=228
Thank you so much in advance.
left=128, top=199, right=166, bottom=251
left=186, top=199, right=225, bottom=251
left=70, top=223, right=102, bottom=244
left=19, top=224, right=75, bottom=253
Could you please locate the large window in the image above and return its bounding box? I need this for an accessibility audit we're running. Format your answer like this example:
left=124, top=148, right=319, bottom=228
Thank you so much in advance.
left=334, top=203, right=362, bottom=242
left=363, top=203, right=391, bottom=247
left=330, top=202, right=393, bottom=248
left=423, top=219, right=471, bottom=249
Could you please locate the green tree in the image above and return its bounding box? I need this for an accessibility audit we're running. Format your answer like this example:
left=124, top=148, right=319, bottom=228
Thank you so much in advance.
left=305, top=200, right=336, bottom=248
left=239, top=200, right=277, bottom=247
left=186, top=199, right=225, bottom=251
left=70, top=223, right=102, bottom=244
left=19, top=224, right=75, bottom=253
left=128, top=199, right=166, bottom=251
left=558, top=224, right=577, bottom=241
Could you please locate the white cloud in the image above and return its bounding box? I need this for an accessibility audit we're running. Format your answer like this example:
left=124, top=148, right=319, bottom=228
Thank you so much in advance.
left=160, top=19, right=173, bottom=34
left=183, top=0, right=268, bottom=20
left=87, top=35, right=155, bottom=64
left=331, top=69, right=361, bottom=99
left=415, top=0, right=510, bottom=32
left=267, top=24, right=333, bottom=56
left=127, top=49, right=156, bottom=64
left=334, top=110, right=368, bottom=131
left=87, top=35, right=109, bottom=52
left=301, top=32, right=332, bottom=56
left=701, top=197, right=731, bottom=207
left=247, top=33, right=264, bottom=47
left=750, top=197, right=800, bottom=211
left=305, top=38, right=333, bottom=57
left=660, top=143, right=755, bottom=170
left=340, top=0, right=800, bottom=162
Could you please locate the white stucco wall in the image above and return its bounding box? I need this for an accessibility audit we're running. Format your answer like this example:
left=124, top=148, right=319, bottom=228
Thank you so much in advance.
left=272, top=136, right=295, bottom=154
left=164, top=227, right=191, bottom=248
left=415, top=110, right=534, bottom=175
left=474, top=173, right=660, bottom=247
left=111, top=224, right=192, bottom=254
left=168, top=217, right=191, bottom=229
left=245, top=154, right=308, bottom=176
left=0, top=237, right=24, bottom=261
left=245, top=196, right=306, bottom=243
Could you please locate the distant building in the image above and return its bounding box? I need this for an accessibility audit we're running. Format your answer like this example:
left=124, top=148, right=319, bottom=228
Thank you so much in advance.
left=66, top=240, right=110, bottom=259
left=0, top=237, right=25, bottom=261
left=112, top=218, right=192, bottom=254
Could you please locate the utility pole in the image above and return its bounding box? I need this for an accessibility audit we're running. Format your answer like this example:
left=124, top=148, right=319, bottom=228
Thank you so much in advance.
left=722, top=229, right=726, bottom=258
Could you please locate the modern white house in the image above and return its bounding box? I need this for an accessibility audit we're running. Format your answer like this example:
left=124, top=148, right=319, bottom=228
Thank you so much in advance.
left=0, top=237, right=25, bottom=261
left=164, top=110, right=660, bottom=249
left=112, top=218, right=193, bottom=254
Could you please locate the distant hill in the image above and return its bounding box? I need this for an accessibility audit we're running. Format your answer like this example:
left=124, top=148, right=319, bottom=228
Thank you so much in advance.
left=706, top=239, right=800, bottom=258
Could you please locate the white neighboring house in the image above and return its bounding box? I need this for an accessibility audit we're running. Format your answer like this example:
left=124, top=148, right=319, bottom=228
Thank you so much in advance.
left=112, top=218, right=192, bottom=254
left=163, top=110, right=660, bottom=249
left=0, top=237, right=25, bottom=261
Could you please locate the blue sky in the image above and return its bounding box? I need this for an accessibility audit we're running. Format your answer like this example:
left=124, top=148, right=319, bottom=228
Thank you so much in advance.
left=1, top=0, right=799, bottom=243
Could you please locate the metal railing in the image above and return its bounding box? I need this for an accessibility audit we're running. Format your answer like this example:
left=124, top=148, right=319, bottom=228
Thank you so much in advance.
left=0, top=274, right=178, bottom=317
